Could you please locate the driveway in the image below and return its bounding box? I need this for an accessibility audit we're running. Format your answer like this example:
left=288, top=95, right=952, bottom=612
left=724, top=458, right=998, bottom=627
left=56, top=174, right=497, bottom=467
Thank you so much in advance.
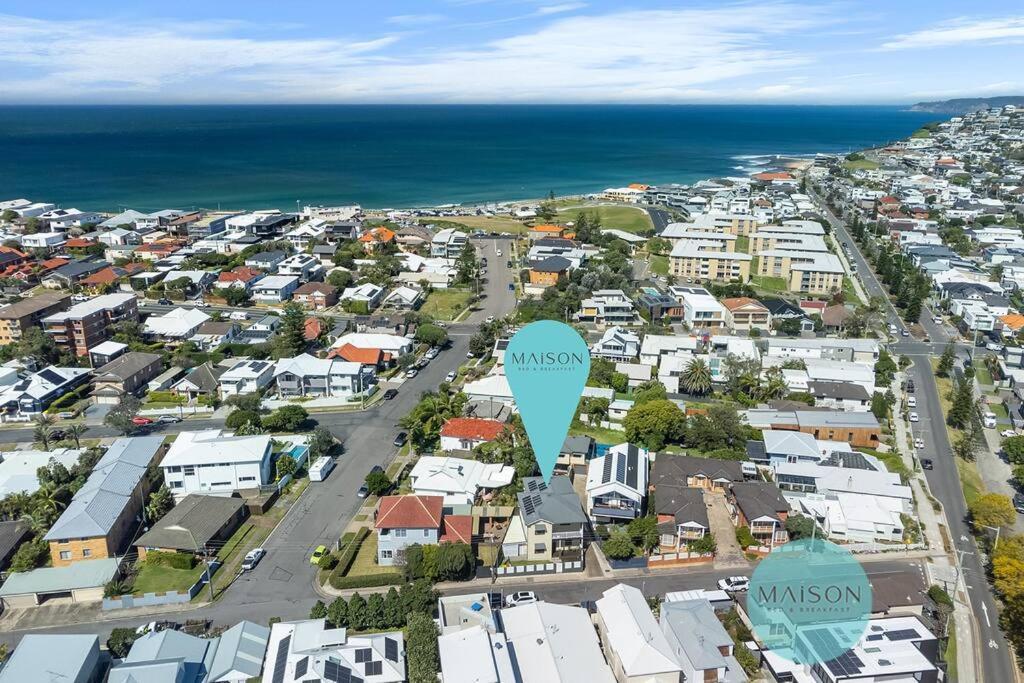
left=705, top=491, right=747, bottom=569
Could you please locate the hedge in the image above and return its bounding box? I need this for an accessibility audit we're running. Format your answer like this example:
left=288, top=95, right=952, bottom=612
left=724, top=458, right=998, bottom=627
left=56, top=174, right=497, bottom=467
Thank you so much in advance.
left=328, top=572, right=404, bottom=591
left=45, top=384, right=91, bottom=413
left=144, top=550, right=197, bottom=570
left=329, top=528, right=370, bottom=583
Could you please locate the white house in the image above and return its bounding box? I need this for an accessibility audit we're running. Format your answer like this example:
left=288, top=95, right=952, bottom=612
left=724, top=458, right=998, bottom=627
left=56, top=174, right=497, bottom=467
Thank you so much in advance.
left=500, top=602, right=615, bottom=683
left=275, top=253, right=323, bottom=281
left=251, top=275, right=299, bottom=303
left=586, top=443, right=648, bottom=523
left=430, top=228, right=468, bottom=259
left=330, top=332, right=414, bottom=358
left=20, top=232, right=65, bottom=250
left=160, top=430, right=273, bottom=501
left=340, top=283, right=385, bottom=310
left=262, top=619, right=405, bottom=683
left=274, top=353, right=375, bottom=398
left=409, top=455, right=514, bottom=509
left=143, top=307, right=211, bottom=341
left=218, top=359, right=276, bottom=398
left=590, top=326, right=640, bottom=362
left=595, top=584, right=681, bottom=682
left=382, top=286, right=423, bottom=310
left=39, top=208, right=104, bottom=230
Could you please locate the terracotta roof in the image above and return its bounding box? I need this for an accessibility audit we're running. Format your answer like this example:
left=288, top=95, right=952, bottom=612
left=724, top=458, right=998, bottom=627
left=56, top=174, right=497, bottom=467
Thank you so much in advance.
left=376, top=495, right=443, bottom=530
left=879, top=196, right=899, bottom=204
left=303, top=317, right=323, bottom=342
left=80, top=267, right=118, bottom=285
left=358, top=227, right=396, bottom=243
left=64, top=238, right=96, bottom=249
left=799, top=300, right=827, bottom=312
left=531, top=224, right=564, bottom=233
left=1001, top=314, right=1024, bottom=331
left=721, top=297, right=768, bottom=312
left=440, top=417, right=506, bottom=441
left=294, top=282, right=338, bottom=296
left=334, top=343, right=384, bottom=365
left=753, top=171, right=794, bottom=181
left=39, top=257, right=70, bottom=271
left=218, top=266, right=261, bottom=283
left=628, top=183, right=650, bottom=190
left=821, top=304, right=853, bottom=327
left=440, top=515, right=474, bottom=544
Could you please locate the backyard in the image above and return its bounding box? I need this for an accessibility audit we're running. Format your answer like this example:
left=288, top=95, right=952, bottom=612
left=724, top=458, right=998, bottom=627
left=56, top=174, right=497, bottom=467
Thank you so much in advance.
left=749, top=275, right=789, bottom=294
left=420, top=288, right=473, bottom=321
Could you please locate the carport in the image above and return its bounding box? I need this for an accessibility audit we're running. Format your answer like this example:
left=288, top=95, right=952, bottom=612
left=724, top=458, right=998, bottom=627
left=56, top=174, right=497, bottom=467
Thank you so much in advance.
left=0, top=558, right=119, bottom=609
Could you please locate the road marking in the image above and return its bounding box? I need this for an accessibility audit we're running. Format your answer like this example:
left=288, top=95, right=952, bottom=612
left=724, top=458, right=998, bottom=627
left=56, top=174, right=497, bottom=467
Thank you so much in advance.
left=982, top=602, right=991, bottom=627
left=990, top=640, right=999, bottom=650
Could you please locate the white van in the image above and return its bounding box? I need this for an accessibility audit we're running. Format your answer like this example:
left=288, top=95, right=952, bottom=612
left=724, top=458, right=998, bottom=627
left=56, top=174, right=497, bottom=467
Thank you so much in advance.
left=983, top=411, right=998, bottom=429
left=309, top=456, right=336, bottom=482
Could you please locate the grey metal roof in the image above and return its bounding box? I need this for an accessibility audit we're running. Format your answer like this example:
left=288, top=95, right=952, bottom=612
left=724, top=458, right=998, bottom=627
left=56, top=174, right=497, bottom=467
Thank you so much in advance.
left=0, top=521, right=30, bottom=567
left=794, top=410, right=879, bottom=428
left=730, top=481, right=789, bottom=523
left=518, top=476, right=587, bottom=526
left=207, top=620, right=271, bottom=681
left=0, top=634, right=100, bottom=683
left=94, top=352, right=163, bottom=382
left=653, top=454, right=743, bottom=486
left=44, top=436, right=163, bottom=541
left=0, top=558, right=119, bottom=596
left=111, top=629, right=212, bottom=683
left=656, top=486, right=708, bottom=529
left=808, top=380, right=871, bottom=401
left=135, top=494, right=244, bottom=551
left=660, top=600, right=735, bottom=673
left=561, top=435, right=595, bottom=457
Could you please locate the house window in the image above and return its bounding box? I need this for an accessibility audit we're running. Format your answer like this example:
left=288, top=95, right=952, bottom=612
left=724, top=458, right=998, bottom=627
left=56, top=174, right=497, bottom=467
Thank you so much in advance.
left=394, top=529, right=407, bottom=538
left=166, top=466, right=181, bottom=473
left=183, top=466, right=195, bottom=476
left=59, top=551, right=71, bottom=560
left=239, top=476, right=256, bottom=482
left=534, top=543, right=547, bottom=554
left=380, top=550, right=393, bottom=559
left=82, top=549, right=92, bottom=557
left=534, top=524, right=547, bottom=535
left=169, top=481, right=183, bottom=489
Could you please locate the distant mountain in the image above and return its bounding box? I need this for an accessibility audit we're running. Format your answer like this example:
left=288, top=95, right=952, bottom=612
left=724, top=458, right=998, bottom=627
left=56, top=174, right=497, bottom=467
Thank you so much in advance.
left=909, top=96, right=1024, bottom=114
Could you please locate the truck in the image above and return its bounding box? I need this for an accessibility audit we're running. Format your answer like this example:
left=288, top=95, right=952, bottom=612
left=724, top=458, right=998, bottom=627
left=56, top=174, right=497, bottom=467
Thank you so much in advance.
left=308, top=456, right=336, bottom=482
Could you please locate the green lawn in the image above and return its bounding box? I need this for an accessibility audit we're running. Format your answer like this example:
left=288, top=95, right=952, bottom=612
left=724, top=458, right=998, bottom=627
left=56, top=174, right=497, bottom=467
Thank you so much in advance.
left=945, top=622, right=958, bottom=681
left=570, top=421, right=627, bottom=445
left=842, top=159, right=880, bottom=171
left=911, top=129, right=931, bottom=139
left=132, top=561, right=208, bottom=596
left=734, top=235, right=749, bottom=253
left=843, top=276, right=863, bottom=304
left=650, top=255, right=669, bottom=276
left=419, top=215, right=526, bottom=235
left=974, top=365, right=994, bottom=387
left=420, top=288, right=473, bottom=321
left=556, top=205, right=652, bottom=233
left=347, top=533, right=401, bottom=578
left=989, top=402, right=1008, bottom=419
left=750, top=275, right=789, bottom=293
left=957, top=458, right=985, bottom=506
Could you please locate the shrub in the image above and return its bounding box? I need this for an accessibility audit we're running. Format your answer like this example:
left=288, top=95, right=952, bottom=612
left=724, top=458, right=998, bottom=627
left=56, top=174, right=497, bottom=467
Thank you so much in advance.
left=226, top=410, right=262, bottom=430
left=735, top=526, right=756, bottom=549
left=144, top=550, right=197, bottom=570
left=146, top=391, right=185, bottom=405
left=107, top=628, right=141, bottom=658
left=328, top=573, right=405, bottom=590
left=318, top=552, right=339, bottom=571
left=327, top=528, right=370, bottom=584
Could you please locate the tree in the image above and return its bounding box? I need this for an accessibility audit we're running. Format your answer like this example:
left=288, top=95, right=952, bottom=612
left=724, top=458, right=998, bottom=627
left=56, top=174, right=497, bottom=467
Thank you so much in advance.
left=406, top=612, right=441, bottom=683
left=578, top=396, right=610, bottom=426
left=33, top=422, right=52, bottom=450
left=308, top=425, right=336, bottom=460
left=383, top=586, right=404, bottom=626
left=679, top=357, right=713, bottom=395
left=310, top=599, right=328, bottom=620
left=758, top=366, right=789, bottom=401
left=623, top=400, right=686, bottom=450
left=366, top=593, right=387, bottom=630
left=870, top=392, right=890, bottom=420
left=365, top=470, right=392, bottom=496
left=275, top=454, right=297, bottom=481
left=947, top=377, right=977, bottom=430
left=455, top=244, right=479, bottom=285
left=66, top=423, right=88, bottom=448
left=435, top=542, right=474, bottom=581
left=784, top=514, right=818, bottom=540
left=736, top=526, right=756, bottom=548
left=222, top=287, right=251, bottom=307
left=273, top=302, right=307, bottom=358
left=952, top=433, right=977, bottom=462
left=107, top=628, right=142, bottom=658
left=627, top=516, right=659, bottom=553
left=689, top=534, right=717, bottom=554
left=602, top=527, right=637, bottom=560
left=1004, top=436, right=1024, bottom=465
left=327, top=596, right=349, bottom=628
left=415, top=324, right=448, bottom=348
left=145, top=486, right=173, bottom=522
left=7, top=537, right=49, bottom=573
left=937, top=342, right=956, bottom=377
left=684, top=404, right=748, bottom=452
left=969, top=493, right=1016, bottom=530
left=327, top=269, right=354, bottom=289
left=262, top=405, right=309, bottom=432
left=632, top=381, right=667, bottom=406
left=225, top=410, right=262, bottom=431
left=104, top=395, right=142, bottom=435
left=347, top=593, right=368, bottom=631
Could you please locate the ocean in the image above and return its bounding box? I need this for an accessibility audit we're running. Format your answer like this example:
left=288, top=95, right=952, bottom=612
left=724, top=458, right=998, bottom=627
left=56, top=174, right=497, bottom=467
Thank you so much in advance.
left=0, top=105, right=937, bottom=211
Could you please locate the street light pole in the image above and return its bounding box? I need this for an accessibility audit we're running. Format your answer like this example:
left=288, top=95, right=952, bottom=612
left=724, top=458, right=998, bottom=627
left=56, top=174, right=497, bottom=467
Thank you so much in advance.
left=169, top=524, right=215, bottom=601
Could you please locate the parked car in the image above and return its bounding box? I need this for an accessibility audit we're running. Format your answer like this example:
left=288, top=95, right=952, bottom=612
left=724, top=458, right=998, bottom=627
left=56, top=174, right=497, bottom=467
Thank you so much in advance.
left=357, top=465, right=384, bottom=498
left=56, top=411, right=78, bottom=420
left=405, top=368, right=418, bottom=378
left=241, top=548, right=265, bottom=571
left=909, top=412, right=919, bottom=422
left=987, top=342, right=1004, bottom=352
left=393, top=432, right=408, bottom=447
left=921, top=458, right=933, bottom=470
left=131, top=416, right=154, bottom=426
left=496, top=249, right=503, bottom=257
left=505, top=591, right=537, bottom=607
left=49, top=428, right=66, bottom=441
left=1002, top=429, right=1020, bottom=438
left=445, top=371, right=458, bottom=383
left=718, top=576, right=750, bottom=593
left=1014, top=494, right=1024, bottom=514
left=136, top=621, right=180, bottom=636
left=157, top=298, right=172, bottom=305
left=906, top=380, right=915, bottom=393
left=383, top=389, right=398, bottom=400
left=907, top=396, right=917, bottom=408
left=932, top=315, right=943, bottom=325
left=425, top=347, right=439, bottom=360
left=485, top=315, right=495, bottom=324
left=157, top=415, right=181, bottom=424
left=310, top=545, right=328, bottom=565
left=900, top=329, right=910, bottom=337
left=914, top=437, right=924, bottom=449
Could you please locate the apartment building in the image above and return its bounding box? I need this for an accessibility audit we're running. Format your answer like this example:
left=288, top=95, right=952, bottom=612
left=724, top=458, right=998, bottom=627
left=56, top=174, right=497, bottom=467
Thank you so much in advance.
left=41, top=293, right=138, bottom=357
left=755, top=250, right=845, bottom=294
left=160, top=430, right=273, bottom=501
left=749, top=230, right=829, bottom=253
left=689, top=211, right=761, bottom=235
left=660, top=226, right=738, bottom=250
left=669, top=242, right=752, bottom=282
left=0, top=293, right=70, bottom=345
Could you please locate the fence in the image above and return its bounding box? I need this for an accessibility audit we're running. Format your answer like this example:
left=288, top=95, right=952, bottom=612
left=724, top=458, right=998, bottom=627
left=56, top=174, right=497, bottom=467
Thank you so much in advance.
left=494, top=559, right=583, bottom=577
left=648, top=551, right=715, bottom=568
left=102, top=560, right=222, bottom=610
left=744, top=542, right=926, bottom=556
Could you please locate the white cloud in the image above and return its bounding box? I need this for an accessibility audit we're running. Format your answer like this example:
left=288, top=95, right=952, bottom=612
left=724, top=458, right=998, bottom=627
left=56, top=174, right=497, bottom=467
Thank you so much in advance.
left=387, top=14, right=446, bottom=26
left=881, top=16, right=1024, bottom=50
left=536, top=3, right=587, bottom=16
left=0, top=5, right=835, bottom=102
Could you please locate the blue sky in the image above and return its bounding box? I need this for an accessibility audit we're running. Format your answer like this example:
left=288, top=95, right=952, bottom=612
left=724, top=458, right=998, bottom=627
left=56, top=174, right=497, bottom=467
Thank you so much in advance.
left=2, top=0, right=1023, bottom=103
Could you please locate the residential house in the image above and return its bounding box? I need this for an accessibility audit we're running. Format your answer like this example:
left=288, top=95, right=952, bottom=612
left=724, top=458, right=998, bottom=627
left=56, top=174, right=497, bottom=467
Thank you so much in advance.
left=262, top=619, right=405, bottom=683
left=44, top=437, right=164, bottom=567
left=527, top=224, right=567, bottom=241
left=143, top=307, right=211, bottom=342
left=503, top=476, right=587, bottom=564
left=431, top=228, right=468, bottom=258
left=810, top=380, right=872, bottom=411
left=41, top=292, right=139, bottom=356
left=78, top=263, right=147, bottom=293
left=273, top=353, right=375, bottom=398
left=358, top=226, right=397, bottom=252
left=251, top=275, right=299, bottom=303
left=218, top=359, right=276, bottom=398
left=577, top=289, right=640, bottom=326
left=330, top=332, right=414, bottom=359
left=595, top=584, right=682, bottom=683
left=661, top=599, right=749, bottom=683
left=0, top=635, right=103, bottom=683
left=556, top=435, right=597, bottom=474
left=375, top=494, right=444, bottom=566
left=0, top=448, right=82, bottom=499
left=585, top=443, right=648, bottom=523
left=0, top=366, right=91, bottom=419
left=97, top=227, right=141, bottom=247
left=636, top=290, right=684, bottom=321
left=437, top=626, right=515, bottom=683
left=729, top=481, right=789, bottom=547
left=528, top=255, right=572, bottom=287
left=439, top=417, right=507, bottom=452
left=236, top=314, right=280, bottom=345
left=0, top=521, right=30, bottom=571
left=311, top=243, right=338, bottom=266
left=91, top=352, right=164, bottom=405
left=655, top=486, right=709, bottom=550
left=672, top=286, right=728, bottom=329
left=0, top=293, right=70, bottom=345
left=293, top=282, right=338, bottom=310
left=590, top=326, right=641, bottom=362
left=190, top=321, right=239, bottom=351
left=381, top=285, right=424, bottom=310
left=500, top=602, right=615, bottom=683
left=284, top=220, right=328, bottom=251
left=719, top=297, right=769, bottom=331
left=244, top=250, right=287, bottom=271
left=276, top=253, right=324, bottom=282
left=22, top=231, right=66, bottom=252
left=134, top=494, right=247, bottom=560
left=409, top=456, right=515, bottom=510
left=215, top=265, right=263, bottom=291
left=745, top=409, right=881, bottom=448
left=652, top=454, right=744, bottom=492
left=160, top=430, right=273, bottom=501
left=41, top=208, right=101, bottom=231
left=340, top=283, right=385, bottom=311
left=170, top=362, right=226, bottom=401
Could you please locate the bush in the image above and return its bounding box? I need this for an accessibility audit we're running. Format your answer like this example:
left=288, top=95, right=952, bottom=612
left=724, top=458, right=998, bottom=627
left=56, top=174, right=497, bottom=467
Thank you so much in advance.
left=144, top=550, right=197, bottom=570
left=602, top=528, right=636, bottom=560
left=146, top=391, right=185, bottom=405
left=735, top=526, right=756, bottom=549
left=262, top=405, right=309, bottom=432
left=225, top=410, right=262, bottom=430
left=328, top=573, right=405, bottom=590
left=318, top=552, right=339, bottom=571
left=689, top=534, right=717, bottom=555
left=107, top=627, right=141, bottom=658
left=328, top=528, right=370, bottom=584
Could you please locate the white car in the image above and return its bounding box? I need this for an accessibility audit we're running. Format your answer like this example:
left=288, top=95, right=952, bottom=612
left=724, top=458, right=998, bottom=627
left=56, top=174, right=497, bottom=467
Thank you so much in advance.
left=405, top=368, right=418, bottom=378
left=193, top=301, right=209, bottom=308
left=909, top=412, right=919, bottom=422
left=505, top=591, right=537, bottom=607
left=907, top=396, right=916, bottom=408
left=485, top=316, right=495, bottom=324
left=445, top=371, right=457, bottom=383
left=914, top=437, right=924, bottom=449
left=1002, top=429, right=1019, bottom=438
left=496, top=249, right=503, bottom=257
left=241, top=548, right=265, bottom=571
left=933, top=316, right=943, bottom=325
left=718, top=576, right=750, bottom=592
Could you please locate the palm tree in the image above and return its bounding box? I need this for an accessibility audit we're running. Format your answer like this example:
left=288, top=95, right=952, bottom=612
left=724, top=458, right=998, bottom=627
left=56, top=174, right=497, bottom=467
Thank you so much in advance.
left=680, top=358, right=713, bottom=396
left=33, top=424, right=51, bottom=450
left=66, top=423, right=88, bottom=449
left=34, top=481, right=67, bottom=517
left=758, top=367, right=790, bottom=401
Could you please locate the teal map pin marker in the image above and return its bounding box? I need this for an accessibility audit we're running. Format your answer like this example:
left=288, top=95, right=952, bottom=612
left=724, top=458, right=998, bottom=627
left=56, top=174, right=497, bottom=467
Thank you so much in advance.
left=504, top=320, right=590, bottom=482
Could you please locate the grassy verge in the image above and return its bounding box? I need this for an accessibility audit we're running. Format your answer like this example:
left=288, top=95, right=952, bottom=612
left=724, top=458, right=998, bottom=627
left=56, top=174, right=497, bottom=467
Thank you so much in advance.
left=932, top=359, right=988, bottom=506
left=750, top=275, right=789, bottom=293
left=734, top=235, right=749, bottom=253
left=556, top=205, right=652, bottom=233
left=650, top=255, right=669, bottom=276
left=418, top=215, right=526, bottom=234
left=420, top=288, right=473, bottom=321
left=975, top=365, right=994, bottom=387
left=132, top=561, right=207, bottom=595
left=842, top=159, right=880, bottom=171
left=843, top=276, right=863, bottom=304
left=346, top=533, right=402, bottom=579
left=945, top=622, right=958, bottom=681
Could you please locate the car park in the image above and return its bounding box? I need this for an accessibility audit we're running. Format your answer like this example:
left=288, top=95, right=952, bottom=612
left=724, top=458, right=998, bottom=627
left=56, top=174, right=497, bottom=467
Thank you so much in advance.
left=310, top=545, right=328, bottom=565
left=505, top=591, right=537, bottom=607
left=383, top=389, right=398, bottom=400
left=921, top=458, right=933, bottom=470
left=241, top=548, right=265, bottom=571
left=909, top=412, right=919, bottom=422
left=718, top=576, right=750, bottom=592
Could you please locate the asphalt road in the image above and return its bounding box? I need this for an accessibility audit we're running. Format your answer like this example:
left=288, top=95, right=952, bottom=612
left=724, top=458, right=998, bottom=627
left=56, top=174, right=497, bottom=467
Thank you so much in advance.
left=814, top=186, right=1014, bottom=681
left=646, top=207, right=672, bottom=234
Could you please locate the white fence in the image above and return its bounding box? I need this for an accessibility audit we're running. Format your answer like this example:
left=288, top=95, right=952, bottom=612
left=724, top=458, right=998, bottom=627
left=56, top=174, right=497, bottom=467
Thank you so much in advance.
left=495, top=560, right=583, bottom=576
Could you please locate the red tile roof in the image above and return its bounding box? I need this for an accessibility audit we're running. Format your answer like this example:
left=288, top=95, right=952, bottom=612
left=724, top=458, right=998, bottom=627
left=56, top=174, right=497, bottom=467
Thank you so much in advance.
left=294, top=282, right=338, bottom=296
left=440, top=515, right=474, bottom=544
left=376, top=495, right=443, bottom=530
left=753, top=171, right=794, bottom=181
left=334, top=343, right=384, bottom=365
left=39, top=257, right=70, bottom=271
left=721, top=297, right=768, bottom=312
left=303, top=317, right=323, bottom=342
left=440, top=417, right=506, bottom=442
left=80, top=267, right=118, bottom=286
left=64, top=238, right=96, bottom=249
left=218, top=266, right=262, bottom=283
left=359, top=227, right=396, bottom=243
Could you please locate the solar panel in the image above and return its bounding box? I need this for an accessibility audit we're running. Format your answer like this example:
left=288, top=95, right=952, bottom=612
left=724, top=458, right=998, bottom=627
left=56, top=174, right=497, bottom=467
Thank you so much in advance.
left=602, top=457, right=613, bottom=483
left=355, top=648, right=372, bottom=663
left=324, top=659, right=345, bottom=683
left=271, top=635, right=290, bottom=683
left=294, top=656, right=308, bottom=678
left=615, top=455, right=626, bottom=482
left=364, top=661, right=383, bottom=676
left=384, top=637, right=399, bottom=662
left=885, top=629, right=920, bottom=641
